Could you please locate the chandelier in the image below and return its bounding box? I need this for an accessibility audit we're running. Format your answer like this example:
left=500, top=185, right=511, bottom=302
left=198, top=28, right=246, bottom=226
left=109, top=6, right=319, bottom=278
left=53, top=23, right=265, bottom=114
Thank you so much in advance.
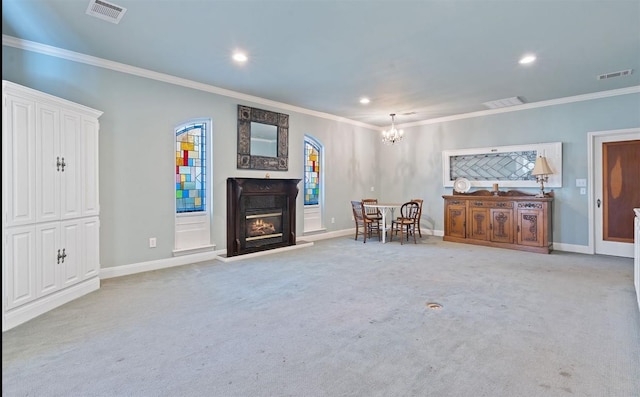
left=381, top=113, right=404, bottom=145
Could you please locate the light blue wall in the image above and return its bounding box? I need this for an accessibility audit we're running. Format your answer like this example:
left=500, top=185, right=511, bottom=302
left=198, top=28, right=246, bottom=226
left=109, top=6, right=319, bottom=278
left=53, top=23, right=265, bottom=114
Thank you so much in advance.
left=377, top=96, right=640, bottom=246
left=2, top=46, right=380, bottom=268
left=3, top=45, right=639, bottom=268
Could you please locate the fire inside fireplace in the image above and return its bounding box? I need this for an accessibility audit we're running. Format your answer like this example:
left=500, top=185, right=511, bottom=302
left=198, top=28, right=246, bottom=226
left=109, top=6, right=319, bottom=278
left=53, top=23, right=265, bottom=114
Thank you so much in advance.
left=246, top=211, right=283, bottom=241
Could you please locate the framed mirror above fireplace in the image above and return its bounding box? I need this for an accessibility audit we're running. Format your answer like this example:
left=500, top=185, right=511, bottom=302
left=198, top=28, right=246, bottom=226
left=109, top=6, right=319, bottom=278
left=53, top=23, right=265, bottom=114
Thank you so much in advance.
left=237, top=105, right=289, bottom=171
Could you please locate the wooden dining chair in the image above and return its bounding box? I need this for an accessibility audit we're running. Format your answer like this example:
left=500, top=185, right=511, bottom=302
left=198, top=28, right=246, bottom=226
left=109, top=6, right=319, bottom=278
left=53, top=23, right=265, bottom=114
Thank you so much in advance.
left=350, top=200, right=381, bottom=243
left=389, top=201, right=420, bottom=244
left=361, top=198, right=383, bottom=223
left=410, top=198, right=424, bottom=237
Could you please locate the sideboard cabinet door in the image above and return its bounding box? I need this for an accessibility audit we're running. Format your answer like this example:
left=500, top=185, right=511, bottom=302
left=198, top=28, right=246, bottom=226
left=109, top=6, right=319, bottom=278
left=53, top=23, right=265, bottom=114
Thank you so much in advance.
left=468, top=206, right=490, bottom=241
left=517, top=207, right=546, bottom=248
left=490, top=208, right=514, bottom=244
left=444, top=200, right=467, bottom=239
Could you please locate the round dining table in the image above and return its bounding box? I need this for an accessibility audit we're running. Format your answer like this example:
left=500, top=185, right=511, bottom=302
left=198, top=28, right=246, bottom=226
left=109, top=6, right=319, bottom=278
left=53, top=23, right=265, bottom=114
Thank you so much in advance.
left=362, top=202, right=403, bottom=243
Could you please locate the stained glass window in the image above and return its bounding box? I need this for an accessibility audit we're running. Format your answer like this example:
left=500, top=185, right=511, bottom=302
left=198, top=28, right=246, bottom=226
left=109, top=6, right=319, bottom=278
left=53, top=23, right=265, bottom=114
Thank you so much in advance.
left=304, top=139, right=321, bottom=205
left=176, top=122, right=206, bottom=213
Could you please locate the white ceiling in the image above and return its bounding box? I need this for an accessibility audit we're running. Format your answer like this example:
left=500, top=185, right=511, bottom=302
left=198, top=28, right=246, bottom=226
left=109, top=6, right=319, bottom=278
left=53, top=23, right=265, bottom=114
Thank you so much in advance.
left=3, top=0, right=640, bottom=127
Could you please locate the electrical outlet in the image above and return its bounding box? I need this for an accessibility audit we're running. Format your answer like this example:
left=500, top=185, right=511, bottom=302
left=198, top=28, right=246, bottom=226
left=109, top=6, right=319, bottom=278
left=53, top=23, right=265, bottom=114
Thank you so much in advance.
left=576, top=178, right=587, bottom=187
left=580, top=188, right=586, bottom=195
left=331, top=217, right=335, bottom=223
left=149, top=237, right=157, bottom=248
left=370, top=186, right=375, bottom=192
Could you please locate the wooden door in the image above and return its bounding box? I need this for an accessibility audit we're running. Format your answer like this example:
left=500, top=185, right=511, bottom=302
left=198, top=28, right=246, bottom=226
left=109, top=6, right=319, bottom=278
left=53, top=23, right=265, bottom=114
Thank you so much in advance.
left=594, top=129, right=640, bottom=257
left=445, top=202, right=466, bottom=238
left=468, top=207, right=489, bottom=241
left=490, top=209, right=513, bottom=243
left=603, top=140, right=640, bottom=243
left=517, top=208, right=545, bottom=247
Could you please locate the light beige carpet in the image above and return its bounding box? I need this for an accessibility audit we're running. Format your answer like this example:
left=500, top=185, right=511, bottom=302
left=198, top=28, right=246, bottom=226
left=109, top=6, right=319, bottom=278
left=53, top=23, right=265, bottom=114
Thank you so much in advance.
left=3, top=236, right=639, bottom=396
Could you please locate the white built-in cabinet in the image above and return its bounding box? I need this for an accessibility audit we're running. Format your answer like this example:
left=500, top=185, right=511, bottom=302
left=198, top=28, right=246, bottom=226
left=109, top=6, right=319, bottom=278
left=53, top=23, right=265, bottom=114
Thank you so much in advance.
left=2, top=81, right=102, bottom=331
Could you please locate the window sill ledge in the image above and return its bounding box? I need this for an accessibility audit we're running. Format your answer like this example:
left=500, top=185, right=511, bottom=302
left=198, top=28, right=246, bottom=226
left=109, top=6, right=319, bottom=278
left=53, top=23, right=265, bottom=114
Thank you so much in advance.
left=172, top=244, right=216, bottom=257
left=303, top=228, right=327, bottom=235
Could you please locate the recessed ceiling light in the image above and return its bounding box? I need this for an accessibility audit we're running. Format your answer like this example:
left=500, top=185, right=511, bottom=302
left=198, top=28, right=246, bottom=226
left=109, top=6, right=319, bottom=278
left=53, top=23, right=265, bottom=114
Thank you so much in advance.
left=359, top=97, right=370, bottom=104
left=232, top=51, right=248, bottom=63
left=519, top=54, right=536, bottom=65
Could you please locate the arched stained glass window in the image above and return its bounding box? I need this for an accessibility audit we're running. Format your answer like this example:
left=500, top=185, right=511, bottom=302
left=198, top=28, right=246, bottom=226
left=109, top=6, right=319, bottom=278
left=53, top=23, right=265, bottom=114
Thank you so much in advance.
left=176, top=122, right=206, bottom=213
left=304, top=139, right=321, bottom=205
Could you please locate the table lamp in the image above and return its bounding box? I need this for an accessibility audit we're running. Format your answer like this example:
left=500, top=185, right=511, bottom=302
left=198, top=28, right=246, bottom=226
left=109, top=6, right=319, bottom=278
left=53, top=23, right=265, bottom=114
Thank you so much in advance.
left=531, top=155, right=553, bottom=197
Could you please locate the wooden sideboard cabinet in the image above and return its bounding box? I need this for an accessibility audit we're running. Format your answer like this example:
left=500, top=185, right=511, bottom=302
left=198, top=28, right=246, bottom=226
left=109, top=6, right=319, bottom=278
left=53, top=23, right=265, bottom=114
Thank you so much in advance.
left=443, top=190, right=553, bottom=254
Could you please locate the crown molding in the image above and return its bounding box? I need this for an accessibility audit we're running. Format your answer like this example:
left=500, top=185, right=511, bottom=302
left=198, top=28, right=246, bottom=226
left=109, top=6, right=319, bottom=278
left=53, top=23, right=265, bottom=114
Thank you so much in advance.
left=2, top=35, right=377, bottom=129
left=4, top=34, right=639, bottom=130
left=397, top=85, right=640, bottom=128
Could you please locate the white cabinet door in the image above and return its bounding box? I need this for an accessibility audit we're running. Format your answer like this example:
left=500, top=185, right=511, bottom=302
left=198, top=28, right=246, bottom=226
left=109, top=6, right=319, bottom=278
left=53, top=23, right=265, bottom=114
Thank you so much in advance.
left=60, top=220, right=82, bottom=288
left=82, top=117, right=100, bottom=217
left=5, top=226, right=37, bottom=310
left=36, top=222, right=60, bottom=296
left=60, top=111, right=83, bottom=220
left=3, top=93, right=37, bottom=227
left=83, top=217, right=100, bottom=279
left=36, top=103, right=61, bottom=223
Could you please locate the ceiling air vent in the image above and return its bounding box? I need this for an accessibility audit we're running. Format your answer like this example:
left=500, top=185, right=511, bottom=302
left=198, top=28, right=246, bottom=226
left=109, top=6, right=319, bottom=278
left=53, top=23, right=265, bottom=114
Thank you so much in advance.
left=482, top=96, right=525, bottom=109
left=597, top=69, right=633, bottom=80
left=86, top=0, right=127, bottom=24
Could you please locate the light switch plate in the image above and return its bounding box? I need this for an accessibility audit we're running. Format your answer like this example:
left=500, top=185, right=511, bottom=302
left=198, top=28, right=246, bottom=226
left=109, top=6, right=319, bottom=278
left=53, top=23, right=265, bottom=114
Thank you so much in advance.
left=576, top=178, right=587, bottom=187
left=580, top=188, right=586, bottom=195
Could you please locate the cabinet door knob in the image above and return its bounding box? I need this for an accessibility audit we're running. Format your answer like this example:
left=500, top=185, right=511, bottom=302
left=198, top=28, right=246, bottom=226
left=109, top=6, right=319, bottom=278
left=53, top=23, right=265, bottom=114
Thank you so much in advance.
left=60, top=157, right=66, bottom=172
left=56, top=157, right=62, bottom=171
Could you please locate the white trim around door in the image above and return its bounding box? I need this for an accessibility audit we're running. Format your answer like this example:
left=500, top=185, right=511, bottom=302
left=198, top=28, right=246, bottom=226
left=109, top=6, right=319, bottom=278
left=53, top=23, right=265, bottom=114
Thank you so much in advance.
left=588, top=127, right=640, bottom=257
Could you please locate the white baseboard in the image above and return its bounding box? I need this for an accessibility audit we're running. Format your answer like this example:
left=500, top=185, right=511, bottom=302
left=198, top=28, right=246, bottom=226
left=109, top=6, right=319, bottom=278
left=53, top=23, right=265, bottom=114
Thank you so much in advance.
left=551, top=242, right=591, bottom=254
left=100, top=250, right=223, bottom=279
left=302, top=228, right=353, bottom=241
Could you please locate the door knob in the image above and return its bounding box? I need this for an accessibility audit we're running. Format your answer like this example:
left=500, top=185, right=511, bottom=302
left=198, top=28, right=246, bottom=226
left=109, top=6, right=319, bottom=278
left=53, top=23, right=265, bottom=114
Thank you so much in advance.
left=597, top=199, right=601, bottom=208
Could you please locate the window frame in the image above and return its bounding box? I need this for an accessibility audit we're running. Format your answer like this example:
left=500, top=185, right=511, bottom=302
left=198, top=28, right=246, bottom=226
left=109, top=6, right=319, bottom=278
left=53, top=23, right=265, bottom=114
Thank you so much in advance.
left=174, top=118, right=213, bottom=254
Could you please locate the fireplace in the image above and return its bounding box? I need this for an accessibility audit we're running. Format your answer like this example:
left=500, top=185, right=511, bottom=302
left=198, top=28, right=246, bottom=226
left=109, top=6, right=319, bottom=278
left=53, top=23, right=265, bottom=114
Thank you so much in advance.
left=227, top=178, right=300, bottom=257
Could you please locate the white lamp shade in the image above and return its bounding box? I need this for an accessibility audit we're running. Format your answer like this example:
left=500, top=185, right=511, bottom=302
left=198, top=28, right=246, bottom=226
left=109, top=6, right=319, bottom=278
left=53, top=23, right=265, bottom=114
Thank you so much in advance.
left=531, top=156, right=553, bottom=176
